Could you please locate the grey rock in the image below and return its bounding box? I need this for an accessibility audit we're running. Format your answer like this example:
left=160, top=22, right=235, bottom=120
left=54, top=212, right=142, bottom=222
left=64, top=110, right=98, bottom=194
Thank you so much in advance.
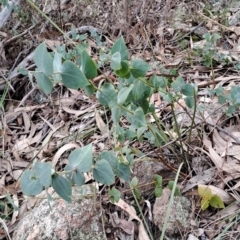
left=153, top=189, right=191, bottom=237
left=12, top=185, right=105, bottom=240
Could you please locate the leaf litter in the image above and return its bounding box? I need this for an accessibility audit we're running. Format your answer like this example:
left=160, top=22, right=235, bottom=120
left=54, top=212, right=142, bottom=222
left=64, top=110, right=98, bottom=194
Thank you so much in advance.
left=1, top=0, right=240, bottom=239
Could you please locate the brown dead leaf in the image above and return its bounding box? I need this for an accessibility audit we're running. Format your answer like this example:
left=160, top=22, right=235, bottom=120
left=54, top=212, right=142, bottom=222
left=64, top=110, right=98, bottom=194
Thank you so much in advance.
left=14, top=104, right=47, bottom=113
left=95, top=109, right=108, bottom=136
left=114, top=199, right=150, bottom=240
left=203, top=135, right=240, bottom=174
left=52, top=143, right=80, bottom=168
left=11, top=194, right=19, bottom=224
left=183, top=167, right=216, bottom=193
left=22, top=112, right=30, bottom=132
left=111, top=212, right=134, bottom=235
left=13, top=130, right=42, bottom=153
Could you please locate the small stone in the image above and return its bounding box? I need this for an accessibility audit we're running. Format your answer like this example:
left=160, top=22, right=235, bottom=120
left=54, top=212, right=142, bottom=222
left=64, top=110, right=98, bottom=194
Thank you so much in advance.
left=153, top=188, right=191, bottom=237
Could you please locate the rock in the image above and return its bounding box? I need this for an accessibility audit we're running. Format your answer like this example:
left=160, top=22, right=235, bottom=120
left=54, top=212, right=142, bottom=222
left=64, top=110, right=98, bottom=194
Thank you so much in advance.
left=131, top=159, right=175, bottom=196
left=153, top=188, right=191, bottom=237
left=12, top=185, right=105, bottom=240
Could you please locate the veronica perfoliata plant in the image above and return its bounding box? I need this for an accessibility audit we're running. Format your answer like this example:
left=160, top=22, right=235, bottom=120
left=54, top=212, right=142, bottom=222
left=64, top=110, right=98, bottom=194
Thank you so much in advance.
left=20, top=36, right=199, bottom=202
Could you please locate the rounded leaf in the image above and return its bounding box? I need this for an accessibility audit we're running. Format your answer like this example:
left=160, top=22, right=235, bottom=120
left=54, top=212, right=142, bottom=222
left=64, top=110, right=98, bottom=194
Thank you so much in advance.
left=60, top=60, right=89, bottom=89
left=34, top=162, right=52, bottom=188
left=34, top=72, right=53, bottom=94
left=68, top=144, right=92, bottom=172
left=81, top=50, right=98, bottom=79
left=130, top=59, right=150, bottom=78
left=210, top=195, right=225, bottom=209
left=93, top=159, right=115, bottom=185
left=20, top=170, right=42, bottom=196
left=65, top=164, right=85, bottom=186
left=34, top=42, right=53, bottom=75
left=52, top=174, right=72, bottom=202
left=96, top=83, right=117, bottom=108
left=111, top=36, right=129, bottom=60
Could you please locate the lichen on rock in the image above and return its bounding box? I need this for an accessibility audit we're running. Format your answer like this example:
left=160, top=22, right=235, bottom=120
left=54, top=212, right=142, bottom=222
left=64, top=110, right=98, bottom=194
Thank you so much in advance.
left=12, top=185, right=105, bottom=240
left=153, top=188, right=191, bottom=237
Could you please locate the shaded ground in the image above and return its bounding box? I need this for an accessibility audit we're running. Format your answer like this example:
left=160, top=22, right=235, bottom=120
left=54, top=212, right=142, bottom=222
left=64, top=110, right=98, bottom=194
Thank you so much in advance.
left=1, top=0, right=240, bottom=239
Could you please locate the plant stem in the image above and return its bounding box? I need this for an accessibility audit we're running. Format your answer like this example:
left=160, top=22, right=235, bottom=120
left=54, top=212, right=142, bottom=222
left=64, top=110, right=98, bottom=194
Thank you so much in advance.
left=170, top=104, right=187, bottom=163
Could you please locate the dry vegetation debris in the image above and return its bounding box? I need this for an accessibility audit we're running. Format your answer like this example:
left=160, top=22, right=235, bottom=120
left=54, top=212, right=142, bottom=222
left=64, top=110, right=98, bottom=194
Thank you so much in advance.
left=1, top=0, right=240, bottom=239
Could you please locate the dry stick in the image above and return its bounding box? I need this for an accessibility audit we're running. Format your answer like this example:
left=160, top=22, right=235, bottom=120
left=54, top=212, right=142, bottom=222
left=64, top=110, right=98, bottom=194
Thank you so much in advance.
left=170, top=21, right=205, bottom=44
left=3, top=25, right=35, bottom=46
left=153, top=147, right=189, bottom=179
left=204, top=121, right=240, bottom=144
left=197, top=12, right=233, bottom=32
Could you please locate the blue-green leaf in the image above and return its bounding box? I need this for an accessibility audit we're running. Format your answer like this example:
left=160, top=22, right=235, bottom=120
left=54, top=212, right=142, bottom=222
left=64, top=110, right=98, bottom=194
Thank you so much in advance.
left=137, top=126, right=147, bottom=139
left=108, top=187, right=121, bottom=203
left=65, top=164, right=85, bottom=186
left=20, top=170, right=42, bottom=196
left=181, top=83, right=195, bottom=97
left=131, top=107, right=147, bottom=128
left=110, top=52, right=121, bottom=70
left=96, top=83, right=117, bottom=108
left=185, top=96, right=195, bottom=108
left=53, top=52, right=62, bottom=83
left=52, top=174, right=72, bottom=202
left=34, top=72, right=53, bottom=94
left=111, top=36, right=129, bottom=60
left=60, top=60, right=89, bottom=89
left=83, top=84, right=95, bottom=96
left=171, top=76, right=185, bottom=92
left=34, top=42, right=53, bottom=75
left=117, top=163, right=130, bottom=181
left=100, top=151, right=118, bottom=174
left=115, top=61, right=130, bottom=78
left=111, top=106, right=122, bottom=124
left=81, top=50, right=98, bottom=79
left=130, top=59, right=150, bottom=78
left=150, top=75, right=168, bottom=89
left=34, top=162, right=52, bottom=188
left=117, top=85, right=134, bottom=105
left=93, top=159, right=115, bottom=185
left=68, top=144, right=92, bottom=172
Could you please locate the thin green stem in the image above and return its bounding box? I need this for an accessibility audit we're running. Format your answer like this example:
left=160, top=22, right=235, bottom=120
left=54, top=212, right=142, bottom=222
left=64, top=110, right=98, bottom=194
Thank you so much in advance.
left=187, top=89, right=197, bottom=148
left=160, top=162, right=183, bottom=240
left=170, top=104, right=187, bottom=163
left=130, top=188, right=154, bottom=240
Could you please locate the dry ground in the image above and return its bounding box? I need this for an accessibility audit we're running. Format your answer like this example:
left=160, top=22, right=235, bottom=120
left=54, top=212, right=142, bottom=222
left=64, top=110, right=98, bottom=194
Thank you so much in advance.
left=1, top=0, right=240, bottom=239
